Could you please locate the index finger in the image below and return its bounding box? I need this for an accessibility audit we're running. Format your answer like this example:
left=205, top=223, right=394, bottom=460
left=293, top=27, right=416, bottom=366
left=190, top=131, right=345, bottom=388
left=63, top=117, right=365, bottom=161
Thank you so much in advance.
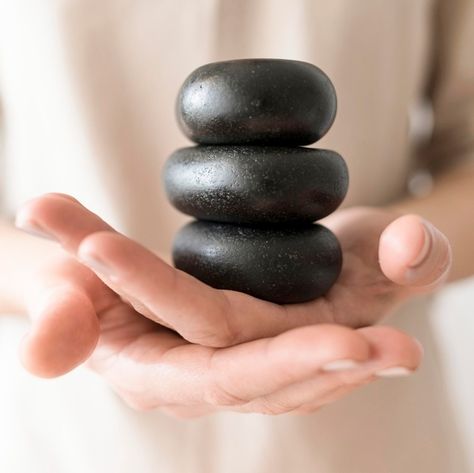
left=16, top=193, right=331, bottom=347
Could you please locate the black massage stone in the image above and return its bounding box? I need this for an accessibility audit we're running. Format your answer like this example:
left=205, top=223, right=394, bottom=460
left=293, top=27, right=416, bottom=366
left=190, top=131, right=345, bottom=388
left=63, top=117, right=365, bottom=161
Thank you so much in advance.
left=173, top=221, right=342, bottom=304
left=166, top=58, right=346, bottom=304
left=177, top=59, right=337, bottom=146
left=164, top=145, right=348, bottom=224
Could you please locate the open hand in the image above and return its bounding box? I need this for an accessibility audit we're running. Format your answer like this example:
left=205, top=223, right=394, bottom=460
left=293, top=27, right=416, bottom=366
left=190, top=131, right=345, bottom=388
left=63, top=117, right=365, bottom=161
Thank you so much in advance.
left=13, top=193, right=449, bottom=416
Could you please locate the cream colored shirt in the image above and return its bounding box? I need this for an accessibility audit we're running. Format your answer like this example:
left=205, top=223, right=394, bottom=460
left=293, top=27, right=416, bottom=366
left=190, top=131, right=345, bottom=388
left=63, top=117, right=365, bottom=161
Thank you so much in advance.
left=0, top=1, right=474, bottom=472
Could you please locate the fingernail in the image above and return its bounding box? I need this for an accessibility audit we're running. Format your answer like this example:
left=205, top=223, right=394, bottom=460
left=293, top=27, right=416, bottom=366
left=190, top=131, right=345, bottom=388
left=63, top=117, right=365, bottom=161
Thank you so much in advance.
left=405, top=221, right=451, bottom=286
left=79, top=254, right=114, bottom=278
left=322, top=359, right=359, bottom=372
left=376, top=367, right=413, bottom=378
left=409, top=220, right=433, bottom=267
left=15, top=218, right=57, bottom=242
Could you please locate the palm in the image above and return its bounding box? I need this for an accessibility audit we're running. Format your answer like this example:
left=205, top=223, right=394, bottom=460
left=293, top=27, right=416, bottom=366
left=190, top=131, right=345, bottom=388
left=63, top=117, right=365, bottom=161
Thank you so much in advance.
left=82, top=272, right=403, bottom=416
left=22, top=251, right=419, bottom=415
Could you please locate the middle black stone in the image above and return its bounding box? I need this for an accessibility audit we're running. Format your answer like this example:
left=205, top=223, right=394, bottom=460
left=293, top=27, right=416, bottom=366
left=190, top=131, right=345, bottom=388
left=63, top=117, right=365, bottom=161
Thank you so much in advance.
left=164, top=145, right=348, bottom=224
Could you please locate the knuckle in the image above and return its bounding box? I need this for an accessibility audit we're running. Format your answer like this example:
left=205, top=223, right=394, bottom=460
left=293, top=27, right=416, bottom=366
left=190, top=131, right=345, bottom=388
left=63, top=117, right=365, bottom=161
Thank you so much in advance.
left=79, top=231, right=116, bottom=255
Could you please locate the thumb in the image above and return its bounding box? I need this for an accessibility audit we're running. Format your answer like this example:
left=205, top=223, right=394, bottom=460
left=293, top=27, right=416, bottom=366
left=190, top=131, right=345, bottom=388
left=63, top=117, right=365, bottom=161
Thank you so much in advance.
left=378, top=214, right=452, bottom=289
left=21, top=284, right=100, bottom=378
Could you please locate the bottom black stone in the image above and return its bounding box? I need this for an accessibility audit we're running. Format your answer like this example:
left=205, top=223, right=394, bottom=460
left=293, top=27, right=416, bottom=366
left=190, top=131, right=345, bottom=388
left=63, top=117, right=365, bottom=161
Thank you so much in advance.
left=172, top=220, right=342, bottom=304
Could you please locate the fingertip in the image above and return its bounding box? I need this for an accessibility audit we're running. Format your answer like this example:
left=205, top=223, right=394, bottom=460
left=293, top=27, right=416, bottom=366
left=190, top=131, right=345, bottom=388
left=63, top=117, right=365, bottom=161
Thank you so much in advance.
left=379, top=214, right=426, bottom=284
left=379, top=215, right=452, bottom=288
left=15, top=195, right=74, bottom=246
left=20, top=287, right=100, bottom=378
left=405, top=223, right=452, bottom=288
left=358, top=326, right=424, bottom=372
left=16, top=193, right=66, bottom=224
left=16, top=194, right=115, bottom=253
left=43, top=192, right=82, bottom=204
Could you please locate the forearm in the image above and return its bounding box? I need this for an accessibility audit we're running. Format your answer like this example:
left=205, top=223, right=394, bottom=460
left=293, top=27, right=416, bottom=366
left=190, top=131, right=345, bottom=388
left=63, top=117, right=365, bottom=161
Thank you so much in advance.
left=389, top=161, right=474, bottom=282
left=0, top=218, right=62, bottom=314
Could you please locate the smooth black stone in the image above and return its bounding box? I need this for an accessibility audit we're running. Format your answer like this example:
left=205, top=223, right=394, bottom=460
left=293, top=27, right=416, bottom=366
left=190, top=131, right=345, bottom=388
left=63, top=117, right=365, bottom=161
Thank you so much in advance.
left=177, top=59, right=337, bottom=146
left=173, top=221, right=342, bottom=304
left=164, top=146, right=348, bottom=224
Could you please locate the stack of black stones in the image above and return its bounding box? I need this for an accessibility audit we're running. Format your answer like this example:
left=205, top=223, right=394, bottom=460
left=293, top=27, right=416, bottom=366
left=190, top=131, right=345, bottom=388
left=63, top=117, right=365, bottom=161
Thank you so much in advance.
left=164, top=59, right=348, bottom=304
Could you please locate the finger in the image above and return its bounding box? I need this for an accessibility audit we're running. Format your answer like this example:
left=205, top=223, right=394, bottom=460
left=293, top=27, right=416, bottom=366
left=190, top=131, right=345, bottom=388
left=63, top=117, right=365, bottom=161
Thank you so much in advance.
left=96, top=324, right=372, bottom=409
left=356, top=325, right=423, bottom=375
left=244, top=367, right=372, bottom=415
left=16, top=194, right=240, bottom=343
left=21, top=283, right=100, bottom=378
left=16, top=194, right=333, bottom=347
left=208, top=324, right=374, bottom=404
left=40, top=192, right=82, bottom=204
left=379, top=214, right=452, bottom=289
left=15, top=194, right=177, bottom=327
left=76, top=230, right=331, bottom=346
left=93, top=323, right=420, bottom=414
left=20, top=255, right=118, bottom=378
left=15, top=193, right=115, bottom=251
left=241, top=325, right=422, bottom=415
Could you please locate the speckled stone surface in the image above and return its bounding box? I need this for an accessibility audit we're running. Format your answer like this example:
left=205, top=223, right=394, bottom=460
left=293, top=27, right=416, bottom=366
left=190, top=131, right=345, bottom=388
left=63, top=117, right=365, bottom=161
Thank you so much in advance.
left=164, top=145, right=348, bottom=224
left=173, top=220, right=342, bottom=304
left=167, top=58, right=346, bottom=304
left=177, top=59, right=337, bottom=146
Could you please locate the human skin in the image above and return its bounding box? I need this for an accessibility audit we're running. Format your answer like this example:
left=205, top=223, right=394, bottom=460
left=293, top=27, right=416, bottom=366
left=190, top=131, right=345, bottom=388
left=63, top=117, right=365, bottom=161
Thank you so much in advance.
left=1, top=162, right=472, bottom=416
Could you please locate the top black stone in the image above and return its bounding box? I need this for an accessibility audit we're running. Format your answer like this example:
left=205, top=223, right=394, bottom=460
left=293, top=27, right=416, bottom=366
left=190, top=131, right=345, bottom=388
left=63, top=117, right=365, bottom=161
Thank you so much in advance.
left=177, top=59, right=337, bottom=146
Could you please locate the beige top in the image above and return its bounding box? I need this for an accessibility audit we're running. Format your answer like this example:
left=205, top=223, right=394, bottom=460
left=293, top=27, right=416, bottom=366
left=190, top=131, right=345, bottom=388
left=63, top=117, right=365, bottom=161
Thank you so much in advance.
left=0, top=1, right=474, bottom=472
